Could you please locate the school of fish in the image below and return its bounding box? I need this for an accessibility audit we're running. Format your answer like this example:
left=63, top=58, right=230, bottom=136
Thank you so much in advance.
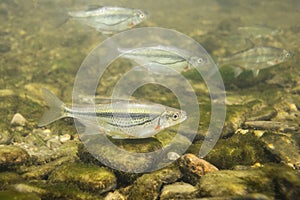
left=39, top=5, right=294, bottom=140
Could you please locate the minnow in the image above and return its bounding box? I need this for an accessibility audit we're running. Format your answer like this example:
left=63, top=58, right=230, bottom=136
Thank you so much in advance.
left=218, top=46, right=293, bottom=77
left=38, top=88, right=187, bottom=139
left=68, top=6, right=148, bottom=34
left=118, top=45, right=208, bottom=74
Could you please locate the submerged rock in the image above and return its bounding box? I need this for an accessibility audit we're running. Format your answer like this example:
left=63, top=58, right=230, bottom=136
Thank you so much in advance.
left=0, top=145, right=29, bottom=169
left=204, top=133, right=273, bottom=169
left=178, top=153, right=218, bottom=185
left=127, top=166, right=182, bottom=200
left=179, top=154, right=218, bottom=176
left=160, top=182, right=198, bottom=200
left=198, top=164, right=300, bottom=199
left=78, top=134, right=163, bottom=173
left=10, top=113, right=27, bottom=126
left=49, top=162, right=117, bottom=194
left=0, top=172, right=23, bottom=189
left=198, top=169, right=274, bottom=197
left=0, top=190, right=40, bottom=200
left=261, top=133, right=300, bottom=169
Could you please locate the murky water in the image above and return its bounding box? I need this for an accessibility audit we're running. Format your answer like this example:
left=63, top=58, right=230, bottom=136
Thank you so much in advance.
left=1, top=0, right=300, bottom=199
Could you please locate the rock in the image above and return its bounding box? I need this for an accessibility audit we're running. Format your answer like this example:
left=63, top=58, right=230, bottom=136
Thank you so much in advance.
left=0, top=145, right=29, bottom=169
left=204, top=133, right=273, bottom=169
left=13, top=183, right=47, bottom=194
left=160, top=182, right=198, bottom=200
left=198, top=169, right=274, bottom=197
left=10, top=113, right=27, bottom=126
left=104, top=190, right=126, bottom=200
left=59, top=134, right=71, bottom=143
left=261, top=133, right=300, bottom=169
left=0, top=172, right=23, bottom=189
left=178, top=154, right=218, bottom=176
left=195, top=193, right=272, bottom=200
left=0, top=190, right=40, bottom=200
left=21, top=156, right=75, bottom=179
left=78, top=134, right=163, bottom=173
left=0, top=130, right=12, bottom=144
left=177, top=153, right=218, bottom=185
left=49, top=162, right=117, bottom=194
left=127, top=166, right=182, bottom=200
left=267, top=165, right=300, bottom=199
left=244, top=120, right=299, bottom=133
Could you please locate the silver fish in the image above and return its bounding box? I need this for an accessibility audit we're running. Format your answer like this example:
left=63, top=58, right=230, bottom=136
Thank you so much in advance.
left=68, top=6, right=148, bottom=34
left=118, top=45, right=208, bottom=74
left=218, top=46, right=293, bottom=77
left=237, top=25, right=281, bottom=39
left=38, top=89, right=187, bottom=139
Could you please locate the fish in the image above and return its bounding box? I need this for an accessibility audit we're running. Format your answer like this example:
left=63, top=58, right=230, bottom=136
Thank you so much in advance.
left=38, top=88, right=187, bottom=139
left=117, top=45, right=208, bottom=74
left=68, top=6, right=148, bottom=34
left=218, top=46, right=293, bottom=77
left=237, top=25, right=281, bottom=39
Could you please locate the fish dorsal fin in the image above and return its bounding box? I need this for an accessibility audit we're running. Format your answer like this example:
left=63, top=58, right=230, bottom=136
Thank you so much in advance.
left=252, top=69, right=260, bottom=77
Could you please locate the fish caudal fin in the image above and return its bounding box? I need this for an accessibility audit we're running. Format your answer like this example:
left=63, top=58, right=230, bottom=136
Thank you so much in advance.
left=38, top=88, right=66, bottom=127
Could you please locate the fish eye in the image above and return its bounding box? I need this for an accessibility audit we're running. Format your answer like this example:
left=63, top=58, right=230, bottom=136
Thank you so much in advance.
left=172, top=112, right=180, bottom=121
left=197, top=57, right=204, bottom=63
left=139, top=13, right=145, bottom=18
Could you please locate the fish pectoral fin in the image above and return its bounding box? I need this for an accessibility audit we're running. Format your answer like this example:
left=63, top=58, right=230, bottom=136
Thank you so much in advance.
left=252, top=69, right=260, bottom=77
left=232, top=66, right=244, bottom=77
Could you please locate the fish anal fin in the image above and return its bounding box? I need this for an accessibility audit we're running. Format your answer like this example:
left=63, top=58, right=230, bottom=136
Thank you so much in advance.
left=252, top=69, right=260, bottom=77
left=232, top=66, right=244, bottom=77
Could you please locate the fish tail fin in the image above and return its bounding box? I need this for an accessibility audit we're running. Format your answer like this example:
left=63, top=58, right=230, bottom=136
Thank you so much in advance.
left=38, top=88, right=66, bottom=127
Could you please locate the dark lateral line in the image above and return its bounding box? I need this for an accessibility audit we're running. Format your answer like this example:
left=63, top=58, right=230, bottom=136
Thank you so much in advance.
left=65, top=109, right=159, bottom=119
left=106, top=114, right=160, bottom=128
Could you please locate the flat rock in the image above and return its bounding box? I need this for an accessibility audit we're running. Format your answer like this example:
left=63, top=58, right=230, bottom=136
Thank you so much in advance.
left=160, top=182, right=198, bottom=199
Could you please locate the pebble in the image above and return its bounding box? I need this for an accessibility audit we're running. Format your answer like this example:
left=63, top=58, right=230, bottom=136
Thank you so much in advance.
left=289, top=103, right=298, bottom=112
left=59, top=134, right=71, bottom=143
left=10, top=113, right=27, bottom=126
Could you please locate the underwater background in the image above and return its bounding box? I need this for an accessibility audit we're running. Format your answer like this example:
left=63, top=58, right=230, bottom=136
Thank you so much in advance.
left=0, top=0, right=300, bottom=199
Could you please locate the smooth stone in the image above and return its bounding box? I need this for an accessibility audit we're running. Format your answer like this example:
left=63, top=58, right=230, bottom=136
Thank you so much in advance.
left=160, top=182, right=198, bottom=200
left=48, top=162, right=117, bottom=194
left=10, top=113, right=27, bottom=126
left=0, top=145, right=29, bottom=168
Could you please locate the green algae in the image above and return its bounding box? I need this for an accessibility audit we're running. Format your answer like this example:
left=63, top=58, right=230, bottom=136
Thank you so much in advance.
left=49, top=162, right=117, bottom=194
left=204, top=133, right=275, bottom=169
